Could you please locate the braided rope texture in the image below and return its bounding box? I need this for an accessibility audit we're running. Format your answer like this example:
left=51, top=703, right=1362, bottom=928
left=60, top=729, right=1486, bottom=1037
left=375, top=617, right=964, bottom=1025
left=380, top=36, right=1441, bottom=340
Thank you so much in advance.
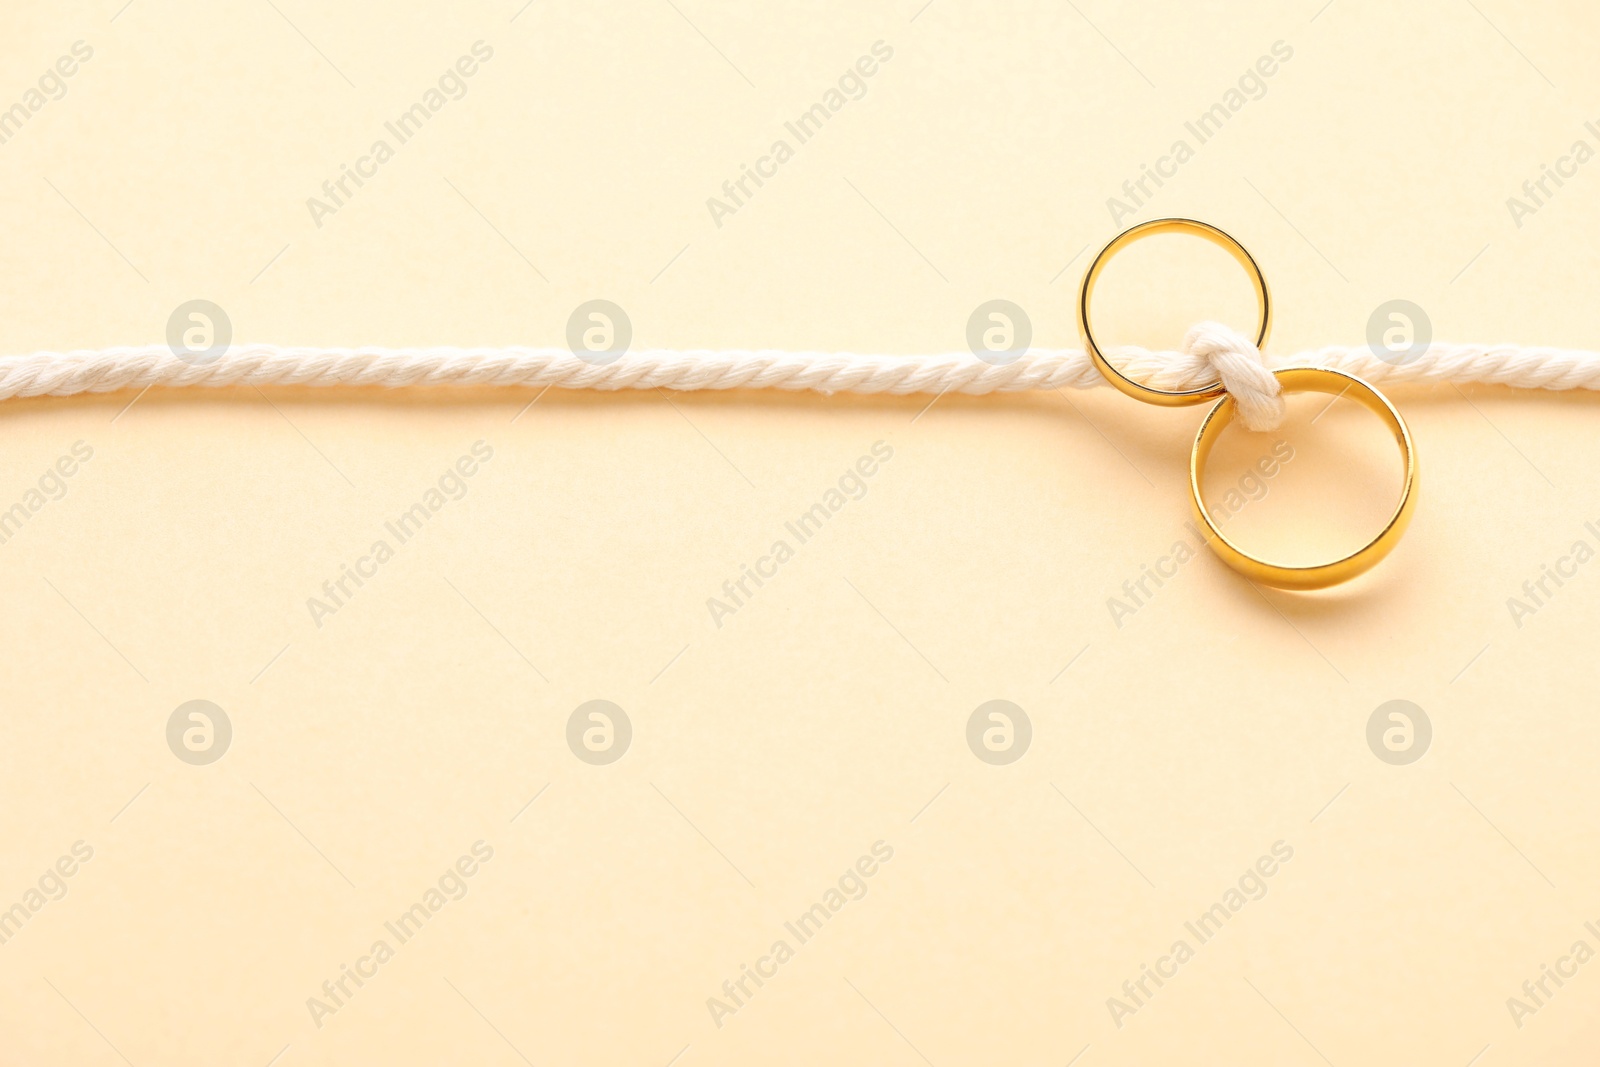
left=2, top=341, right=1597, bottom=404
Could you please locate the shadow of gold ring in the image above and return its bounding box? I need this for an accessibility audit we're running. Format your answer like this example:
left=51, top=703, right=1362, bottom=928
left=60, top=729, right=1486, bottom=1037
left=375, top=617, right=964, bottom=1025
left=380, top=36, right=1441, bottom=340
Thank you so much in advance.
left=1079, top=218, right=1271, bottom=407
left=1190, top=367, right=1418, bottom=590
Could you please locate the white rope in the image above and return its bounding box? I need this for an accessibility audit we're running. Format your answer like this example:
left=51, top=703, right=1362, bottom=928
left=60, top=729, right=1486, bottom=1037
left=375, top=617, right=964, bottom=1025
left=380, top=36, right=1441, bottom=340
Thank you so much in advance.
left=4, top=327, right=1599, bottom=432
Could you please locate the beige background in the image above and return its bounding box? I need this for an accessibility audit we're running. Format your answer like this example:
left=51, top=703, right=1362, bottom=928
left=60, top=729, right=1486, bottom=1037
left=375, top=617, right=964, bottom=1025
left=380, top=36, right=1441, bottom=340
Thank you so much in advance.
left=3, top=0, right=1600, bottom=1063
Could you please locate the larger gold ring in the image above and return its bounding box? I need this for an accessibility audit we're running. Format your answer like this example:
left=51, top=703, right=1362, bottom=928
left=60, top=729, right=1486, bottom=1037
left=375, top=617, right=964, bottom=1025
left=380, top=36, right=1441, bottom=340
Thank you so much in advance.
left=1190, top=367, right=1418, bottom=590
left=1079, top=218, right=1272, bottom=407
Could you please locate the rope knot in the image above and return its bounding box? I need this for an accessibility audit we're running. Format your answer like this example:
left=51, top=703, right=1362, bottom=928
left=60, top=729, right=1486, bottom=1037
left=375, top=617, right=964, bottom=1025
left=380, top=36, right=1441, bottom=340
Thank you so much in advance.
left=1183, top=320, right=1283, bottom=431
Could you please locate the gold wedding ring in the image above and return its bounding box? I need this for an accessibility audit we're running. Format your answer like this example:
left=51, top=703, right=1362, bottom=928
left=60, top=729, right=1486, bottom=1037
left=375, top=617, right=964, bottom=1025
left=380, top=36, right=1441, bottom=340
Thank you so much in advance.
left=1079, top=217, right=1271, bottom=407
left=1078, top=219, right=1417, bottom=589
left=1190, top=367, right=1418, bottom=590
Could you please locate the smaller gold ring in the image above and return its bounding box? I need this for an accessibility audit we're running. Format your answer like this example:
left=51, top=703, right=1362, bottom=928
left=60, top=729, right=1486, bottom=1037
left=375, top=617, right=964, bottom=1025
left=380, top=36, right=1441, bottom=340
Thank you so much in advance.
left=1189, top=367, right=1418, bottom=590
left=1079, top=218, right=1272, bottom=407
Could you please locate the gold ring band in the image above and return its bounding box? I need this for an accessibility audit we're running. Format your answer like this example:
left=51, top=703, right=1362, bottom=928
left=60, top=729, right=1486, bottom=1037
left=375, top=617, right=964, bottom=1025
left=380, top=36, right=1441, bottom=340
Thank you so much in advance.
left=1079, top=218, right=1272, bottom=407
left=1189, top=367, right=1419, bottom=590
